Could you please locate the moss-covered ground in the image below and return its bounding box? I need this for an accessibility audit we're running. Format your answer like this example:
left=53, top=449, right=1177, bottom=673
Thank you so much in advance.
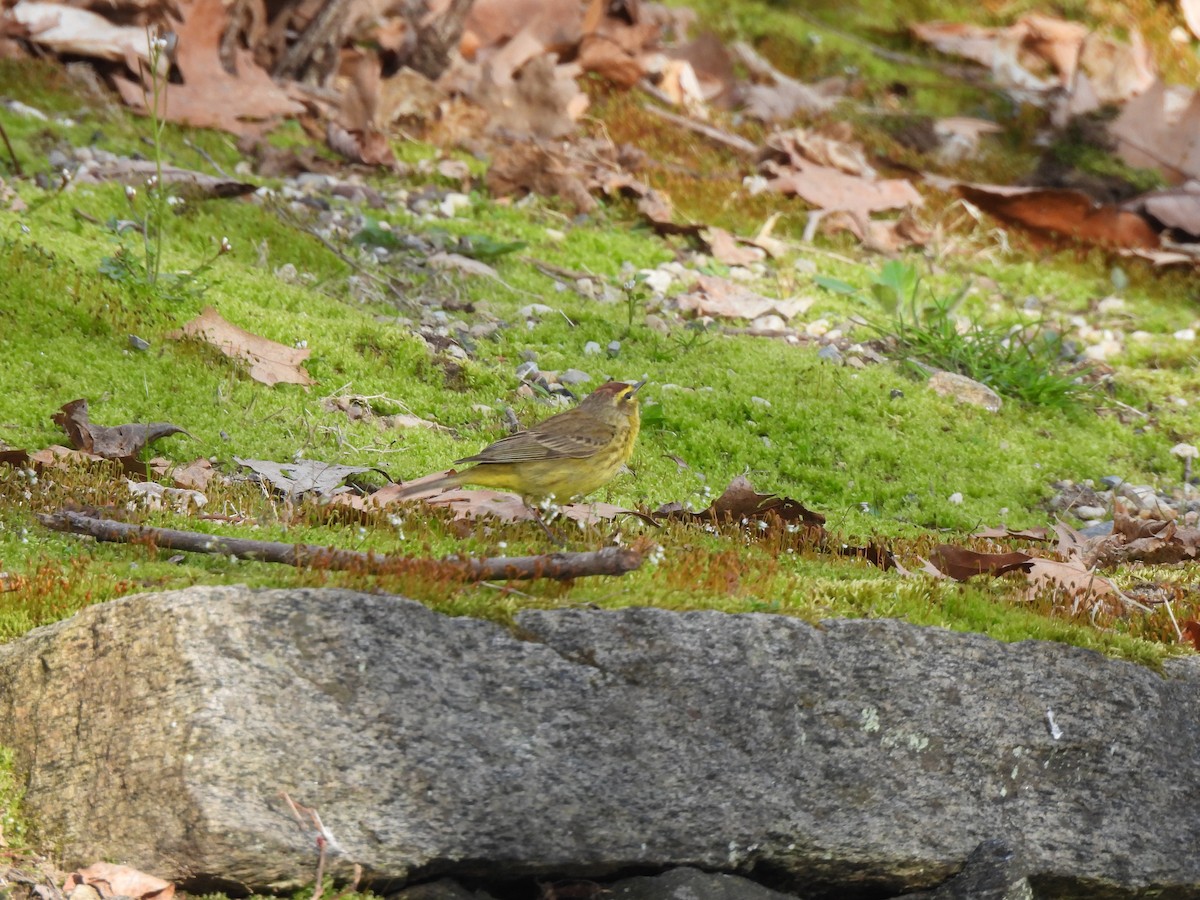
left=1, top=0, right=1199, bottom=679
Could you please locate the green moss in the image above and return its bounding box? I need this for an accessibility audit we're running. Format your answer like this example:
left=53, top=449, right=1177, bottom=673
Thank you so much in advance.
left=0, top=745, right=29, bottom=848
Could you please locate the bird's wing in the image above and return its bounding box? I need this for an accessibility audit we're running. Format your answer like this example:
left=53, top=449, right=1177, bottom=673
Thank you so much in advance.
left=457, top=415, right=615, bottom=464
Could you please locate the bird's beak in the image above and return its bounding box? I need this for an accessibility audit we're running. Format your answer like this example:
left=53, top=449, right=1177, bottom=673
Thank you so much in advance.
left=631, top=379, right=647, bottom=394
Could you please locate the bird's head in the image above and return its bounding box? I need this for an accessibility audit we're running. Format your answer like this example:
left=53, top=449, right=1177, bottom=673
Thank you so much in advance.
left=583, top=379, right=646, bottom=420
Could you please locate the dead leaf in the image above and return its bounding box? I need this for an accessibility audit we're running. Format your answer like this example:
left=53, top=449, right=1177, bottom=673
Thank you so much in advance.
left=958, top=183, right=1159, bottom=249
left=764, top=159, right=923, bottom=216
left=235, top=457, right=374, bottom=498
left=702, top=227, right=766, bottom=266
left=1023, top=557, right=1124, bottom=614
left=926, top=545, right=1034, bottom=581
left=64, top=863, right=173, bottom=900
left=486, top=140, right=597, bottom=213
left=52, top=399, right=187, bottom=461
left=113, top=0, right=304, bottom=135
left=170, top=458, right=218, bottom=490
left=1182, top=619, right=1200, bottom=651
left=677, top=274, right=811, bottom=321
left=10, top=2, right=150, bottom=70
left=653, top=475, right=825, bottom=530
left=170, top=307, right=314, bottom=387
left=1107, top=80, right=1200, bottom=181
left=0, top=448, right=29, bottom=468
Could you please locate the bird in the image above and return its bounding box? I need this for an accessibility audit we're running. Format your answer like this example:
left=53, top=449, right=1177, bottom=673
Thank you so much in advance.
left=398, top=380, right=646, bottom=504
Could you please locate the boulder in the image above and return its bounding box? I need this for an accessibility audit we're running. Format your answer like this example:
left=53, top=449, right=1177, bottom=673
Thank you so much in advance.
left=0, top=586, right=1197, bottom=898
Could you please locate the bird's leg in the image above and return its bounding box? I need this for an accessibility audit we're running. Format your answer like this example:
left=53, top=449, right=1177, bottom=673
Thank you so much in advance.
left=526, top=496, right=567, bottom=547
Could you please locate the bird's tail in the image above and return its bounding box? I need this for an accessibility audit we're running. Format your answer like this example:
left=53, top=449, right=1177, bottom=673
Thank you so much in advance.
left=391, top=470, right=464, bottom=501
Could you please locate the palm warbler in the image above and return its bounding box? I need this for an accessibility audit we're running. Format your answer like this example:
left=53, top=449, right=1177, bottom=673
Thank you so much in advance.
left=400, top=380, right=646, bottom=503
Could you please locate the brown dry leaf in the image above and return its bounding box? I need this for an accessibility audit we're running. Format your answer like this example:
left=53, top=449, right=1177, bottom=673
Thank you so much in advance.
left=677, top=273, right=812, bottom=321
left=1108, top=80, right=1200, bottom=180
left=1125, top=179, right=1200, bottom=240
left=653, top=475, right=825, bottom=531
left=958, top=183, right=1159, bottom=249
left=170, top=457, right=218, bottom=490
left=764, top=159, right=922, bottom=216
left=0, top=448, right=29, bottom=468
left=327, top=48, right=398, bottom=168
left=701, top=227, right=765, bottom=266
left=170, top=307, right=314, bottom=387
left=28, top=445, right=105, bottom=467
left=764, top=128, right=877, bottom=178
left=1182, top=619, right=1200, bottom=651
left=113, top=0, right=304, bottom=135
left=52, top=399, right=187, bottom=461
left=1078, top=28, right=1155, bottom=105
left=377, top=67, right=446, bottom=127
left=823, top=209, right=931, bottom=254
left=64, top=863, right=173, bottom=900
left=486, top=140, right=597, bottom=213
left=10, top=2, right=150, bottom=70
left=463, top=53, right=587, bottom=139
left=1023, top=557, right=1124, bottom=613
left=926, top=545, right=1034, bottom=581
left=462, top=0, right=582, bottom=58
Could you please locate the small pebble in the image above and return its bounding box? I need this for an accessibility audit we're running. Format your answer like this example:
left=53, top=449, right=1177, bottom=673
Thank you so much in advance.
left=750, top=314, right=786, bottom=332
left=1075, top=505, right=1106, bottom=520
left=1175, top=328, right=1196, bottom=342
left=128, top=335, right=150, bottom=351
left=520, top=349, right=538, bottom=362
left=817, top=344, right=843, bottom=364
left=515, top=361, right=539, bottom=380
left=1100, top=475, right=1124, bottom=489
left=559, top=368, right=592, bottom=386
left=948, top=492, right=964, bottom=505
left=607, top=340, right=621, bottom=358
left=751, top=396, right=771, bottom=408
left=517, top=303, right=554, bottom=319
left=890, top=388, right=904, bottom=399
left=584, top=341, right=602, bottom=356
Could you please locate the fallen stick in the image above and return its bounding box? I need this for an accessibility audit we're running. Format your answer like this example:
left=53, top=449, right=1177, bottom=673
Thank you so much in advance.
left=39, top=511, right=643, bottom=581
left=640, top=102, right=760, bottom=158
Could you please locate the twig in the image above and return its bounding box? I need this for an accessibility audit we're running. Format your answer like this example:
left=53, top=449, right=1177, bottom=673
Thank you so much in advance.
left=183, top=137, right=232, bottom=179
left=0, top=120, right=22, bottom=176
left=641, top=102, right=759, bottom=158
left=39, top=510, right=643, bottom=580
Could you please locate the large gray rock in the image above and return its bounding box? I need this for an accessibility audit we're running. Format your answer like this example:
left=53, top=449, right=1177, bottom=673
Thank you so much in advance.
left=0, top=586, right=1197, bottom=898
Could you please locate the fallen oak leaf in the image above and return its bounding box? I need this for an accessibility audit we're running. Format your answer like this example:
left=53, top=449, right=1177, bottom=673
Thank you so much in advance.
left=52, top=399, right=187, bottom=460
left=112, top=0, right=304, bottom=135
left=170, top=307, right=314, bottom=387
left=64, top=863, right=174, bottom=900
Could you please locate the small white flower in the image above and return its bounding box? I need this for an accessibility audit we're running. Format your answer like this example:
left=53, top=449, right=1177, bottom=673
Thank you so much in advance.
left=220, top=236, right=233, bottom=253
